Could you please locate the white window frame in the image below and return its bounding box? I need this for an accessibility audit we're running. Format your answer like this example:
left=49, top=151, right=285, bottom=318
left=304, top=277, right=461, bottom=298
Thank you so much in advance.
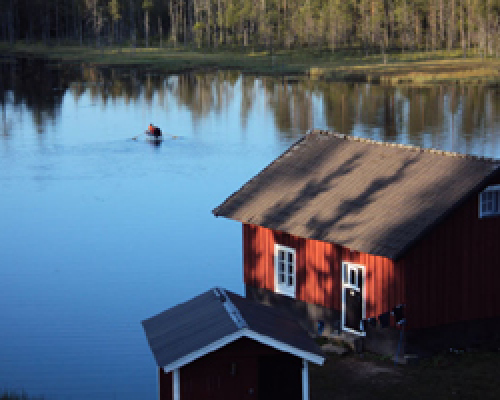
left=341, top=261, right=366, bottom=336
left=479, top=185, right=500, bottom=218
left=274, top=244, right=296, bottom=298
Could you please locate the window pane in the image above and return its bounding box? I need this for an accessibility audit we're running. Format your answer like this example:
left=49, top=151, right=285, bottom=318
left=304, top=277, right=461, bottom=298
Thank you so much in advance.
left=288, top=252, right=293, bottom=263
left=279, top=251, right=285, bottom=261
left=357, top=269, right=363, bottom=291
left=350, top=269, right=356, bottom=285
left=279, top=262, right=285, bottom=273
left=494, top=191, right=499, bottom=213
left=288, top=276, right=294, bottom=286
left=481, top=192, right=487, bottom=212
left=288, top=264, right=293, bottom=275
left=487, top=192, right=494, bottom=210
left=279, top=273, right=285, bottom=283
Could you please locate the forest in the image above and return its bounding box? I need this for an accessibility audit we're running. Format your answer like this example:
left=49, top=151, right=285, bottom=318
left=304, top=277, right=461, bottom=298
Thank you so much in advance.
left=1, top=1, right=499, bottom=56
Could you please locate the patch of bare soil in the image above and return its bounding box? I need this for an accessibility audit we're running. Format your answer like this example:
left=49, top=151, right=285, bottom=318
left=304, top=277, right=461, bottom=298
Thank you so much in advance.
left=310, top=354, right=402, bottom=400
left=338, top=356, right=401, bottom=384
left=311, top=350, right=500, bottom=400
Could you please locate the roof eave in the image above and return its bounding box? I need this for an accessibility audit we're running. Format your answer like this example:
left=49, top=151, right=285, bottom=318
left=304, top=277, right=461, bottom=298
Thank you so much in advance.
left=161, top=330, right=244, bottom=373
left=392, top=165, right=500, bottom=261
left=161, top=328, right=325, bottom=373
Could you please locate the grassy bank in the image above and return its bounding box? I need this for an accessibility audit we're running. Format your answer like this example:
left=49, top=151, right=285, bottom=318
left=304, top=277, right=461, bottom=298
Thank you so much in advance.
left=311, top=349, right=500, bottom=399
left=1, top=42, right=500, bottom=85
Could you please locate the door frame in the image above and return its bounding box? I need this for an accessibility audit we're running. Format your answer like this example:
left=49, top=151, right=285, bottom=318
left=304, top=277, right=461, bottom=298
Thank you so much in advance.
left=341, top=261, right=366, bottom=336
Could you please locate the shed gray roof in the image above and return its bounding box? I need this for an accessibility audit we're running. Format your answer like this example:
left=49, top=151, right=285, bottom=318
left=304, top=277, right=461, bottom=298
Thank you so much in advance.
left=142, top=288, right=324, bottom=371
left=213, top=130, right=500, bottom=260
left=225, top=291, right=322, bottom=357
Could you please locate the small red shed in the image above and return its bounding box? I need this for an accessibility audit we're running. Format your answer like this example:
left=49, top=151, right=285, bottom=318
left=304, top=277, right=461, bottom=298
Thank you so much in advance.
left=142, top=288, right=324, bottom=400
left=213, top=130, right=500, bottom=355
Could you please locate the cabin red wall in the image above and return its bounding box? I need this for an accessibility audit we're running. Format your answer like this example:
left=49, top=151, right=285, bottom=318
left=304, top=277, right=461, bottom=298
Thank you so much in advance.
left=158, top=338, right=298, bottom=400
left=404, top=173, right=500, bottom=330
left=243, top=224, right=406, bottom=322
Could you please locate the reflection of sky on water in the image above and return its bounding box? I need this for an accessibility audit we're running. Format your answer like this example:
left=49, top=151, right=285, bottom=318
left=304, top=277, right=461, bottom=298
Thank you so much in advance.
left=0, top=79, right=293, bottom=399
left=1, top=65, right=500, bottom=399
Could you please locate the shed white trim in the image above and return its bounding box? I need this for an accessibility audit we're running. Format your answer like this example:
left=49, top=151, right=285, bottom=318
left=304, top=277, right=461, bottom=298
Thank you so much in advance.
left=242, top=329, right=325, bottom=366
left=162, top=329, right=324, bottom=374
left=172, top=368, right=180, bottom=400
left=302, top=359, right=309, bottom=400
left=162, top=330, right=243, bottom=373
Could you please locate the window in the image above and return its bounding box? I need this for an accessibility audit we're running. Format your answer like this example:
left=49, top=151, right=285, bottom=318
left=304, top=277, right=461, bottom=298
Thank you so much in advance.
left=479, top=185, right=500, bottom=218
left=274, top=244, right=296, bottom=298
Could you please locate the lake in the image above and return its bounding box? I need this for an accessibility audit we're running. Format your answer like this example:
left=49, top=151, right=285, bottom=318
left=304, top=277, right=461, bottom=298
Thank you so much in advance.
left=1, top=58, right=499, bottom=399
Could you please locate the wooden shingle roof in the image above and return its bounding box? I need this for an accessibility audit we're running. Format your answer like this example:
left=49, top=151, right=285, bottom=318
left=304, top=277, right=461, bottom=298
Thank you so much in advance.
left=213, top=130, right=500, bottom=260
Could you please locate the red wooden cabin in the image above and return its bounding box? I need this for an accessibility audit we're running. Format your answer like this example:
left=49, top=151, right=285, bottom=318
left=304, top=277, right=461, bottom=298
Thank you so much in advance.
left=213, top=130, right=500, bottom=355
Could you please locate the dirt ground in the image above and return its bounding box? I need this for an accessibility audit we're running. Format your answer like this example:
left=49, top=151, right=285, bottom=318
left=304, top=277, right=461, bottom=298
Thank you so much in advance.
left=310, top=350, right=500, bottom=400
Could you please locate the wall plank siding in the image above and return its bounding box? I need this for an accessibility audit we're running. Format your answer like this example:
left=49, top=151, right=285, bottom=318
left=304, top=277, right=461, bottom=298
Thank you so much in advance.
left=404, top=174, right=500, bottom=329
left=243, top=224, right=405, bottom=324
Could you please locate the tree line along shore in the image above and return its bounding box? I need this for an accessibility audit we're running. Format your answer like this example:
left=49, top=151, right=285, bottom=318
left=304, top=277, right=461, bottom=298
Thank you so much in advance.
left=1, top=0, right=500, bottom=55
left=1, top=1, right=500, bottom=84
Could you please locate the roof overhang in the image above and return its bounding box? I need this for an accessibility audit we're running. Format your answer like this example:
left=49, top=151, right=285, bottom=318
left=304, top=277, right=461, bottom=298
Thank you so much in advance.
left=162, top=328, right=325, bottom=373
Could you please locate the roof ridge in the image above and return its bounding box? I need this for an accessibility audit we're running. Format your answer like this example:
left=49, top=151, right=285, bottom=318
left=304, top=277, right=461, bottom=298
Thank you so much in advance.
left=214, top=287, right=248, bottom=330
left=308, top=129, right=500, bottom=163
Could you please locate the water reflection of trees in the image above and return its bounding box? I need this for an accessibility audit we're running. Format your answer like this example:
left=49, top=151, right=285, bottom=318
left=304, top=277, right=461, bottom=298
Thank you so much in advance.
left=318, top=82, right=500, bottom=155
left=0, top=58, right=71, bottom=133
left=1, top=58, right=499, bottom=155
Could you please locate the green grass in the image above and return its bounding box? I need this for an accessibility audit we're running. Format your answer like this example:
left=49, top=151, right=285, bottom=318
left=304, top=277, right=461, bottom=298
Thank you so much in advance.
left=311, top=349, right=500, bottom=399
left=2, top=42, right=500, bottom=84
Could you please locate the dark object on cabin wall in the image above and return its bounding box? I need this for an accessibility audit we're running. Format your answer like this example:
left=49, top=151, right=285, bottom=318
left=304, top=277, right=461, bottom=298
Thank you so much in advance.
left=392, top=305, right=404, bottom=324
left=317, top=320, right=325, bottom=335
left=378, top=312, right=390, bottom=328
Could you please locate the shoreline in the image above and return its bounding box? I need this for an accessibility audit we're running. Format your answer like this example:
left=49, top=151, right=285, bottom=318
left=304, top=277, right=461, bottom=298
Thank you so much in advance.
left=1, top=43, right=500, bottom=85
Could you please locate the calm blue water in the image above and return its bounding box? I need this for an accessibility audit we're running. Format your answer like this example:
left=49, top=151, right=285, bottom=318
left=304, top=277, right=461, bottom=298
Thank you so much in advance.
left=1, top=63, right=500, bottom=399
